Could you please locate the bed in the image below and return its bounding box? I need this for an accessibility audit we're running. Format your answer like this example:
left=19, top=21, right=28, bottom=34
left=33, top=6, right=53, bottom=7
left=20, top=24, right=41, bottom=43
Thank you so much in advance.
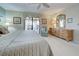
left=0, top=30, right=53, bottom=56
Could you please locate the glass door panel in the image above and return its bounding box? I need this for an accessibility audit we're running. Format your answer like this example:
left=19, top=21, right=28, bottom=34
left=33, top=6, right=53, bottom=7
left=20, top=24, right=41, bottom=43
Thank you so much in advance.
left=25, top=17, right=32, bottom=30
left=33, top=18, right=39, bottom=33
left=25, top=17, right=39, bottom=33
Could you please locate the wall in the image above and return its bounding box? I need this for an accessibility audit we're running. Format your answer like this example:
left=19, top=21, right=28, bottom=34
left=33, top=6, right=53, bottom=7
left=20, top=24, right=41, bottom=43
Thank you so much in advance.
left=0, top=7, right=6, bottom=25
left=45, top=4, right=79, bottom=42
left=40, top=15, right=53, bottom=30
left=62, top=5, right=79, bottom=43
left=63, top=4, right=79, bottom=30
left=6, top=10, right=40, bottom=30
left=52, top=4, right=79, bottom=42
left=6, top=10, right=24, bottom=30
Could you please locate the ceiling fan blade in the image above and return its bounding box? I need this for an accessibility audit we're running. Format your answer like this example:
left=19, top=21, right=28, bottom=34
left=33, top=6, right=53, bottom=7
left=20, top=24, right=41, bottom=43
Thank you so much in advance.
left=37, top=4, right=41, bottom=9
left=43, top=3, right=50, bottom=8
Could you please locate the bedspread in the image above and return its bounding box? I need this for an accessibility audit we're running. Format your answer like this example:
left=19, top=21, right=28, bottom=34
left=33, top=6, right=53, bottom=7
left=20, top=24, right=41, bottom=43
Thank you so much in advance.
left=0, top=30, right=53, bottom=56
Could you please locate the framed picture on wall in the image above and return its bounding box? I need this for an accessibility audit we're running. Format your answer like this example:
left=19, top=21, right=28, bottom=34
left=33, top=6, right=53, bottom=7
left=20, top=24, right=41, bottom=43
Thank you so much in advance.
left=67, top=18, right=73, bottom=23
left=42, top=18, right=47, bottom=24
left=13, top=17, right=21, bottom=24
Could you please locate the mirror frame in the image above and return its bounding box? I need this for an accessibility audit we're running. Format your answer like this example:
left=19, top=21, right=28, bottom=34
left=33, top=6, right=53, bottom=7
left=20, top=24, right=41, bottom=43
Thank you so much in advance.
left=56, top=14, right=66, bottom=28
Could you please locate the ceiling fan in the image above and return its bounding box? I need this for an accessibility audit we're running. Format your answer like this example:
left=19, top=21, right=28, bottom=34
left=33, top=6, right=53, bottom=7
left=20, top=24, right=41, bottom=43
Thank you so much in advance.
left=37, top=3, right=50, bottom=9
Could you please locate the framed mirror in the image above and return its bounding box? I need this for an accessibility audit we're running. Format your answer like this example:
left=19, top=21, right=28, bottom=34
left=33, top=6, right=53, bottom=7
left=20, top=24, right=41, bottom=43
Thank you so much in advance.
left=56, top=14, right=66, bottom=28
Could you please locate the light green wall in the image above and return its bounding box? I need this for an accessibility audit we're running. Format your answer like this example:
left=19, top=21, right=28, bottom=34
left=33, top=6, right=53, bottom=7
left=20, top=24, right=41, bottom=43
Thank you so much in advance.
left=23, top=11, right=40, bottom=18
left=6, top=10, right=40, bottom=30
left=0, top=6, right=40, bottom=30
left=6, top=10, right=24, bottom=30
left=0, top=7, right=6, bottom=25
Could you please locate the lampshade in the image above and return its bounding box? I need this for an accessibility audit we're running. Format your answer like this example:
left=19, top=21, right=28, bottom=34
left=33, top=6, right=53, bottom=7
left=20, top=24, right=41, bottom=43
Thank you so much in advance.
left=5, top=23, right=10, bottom=26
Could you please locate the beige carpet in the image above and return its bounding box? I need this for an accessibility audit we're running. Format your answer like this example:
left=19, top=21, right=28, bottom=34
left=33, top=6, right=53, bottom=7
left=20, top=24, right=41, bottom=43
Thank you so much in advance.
left=42, top=35, right=79, bottom=56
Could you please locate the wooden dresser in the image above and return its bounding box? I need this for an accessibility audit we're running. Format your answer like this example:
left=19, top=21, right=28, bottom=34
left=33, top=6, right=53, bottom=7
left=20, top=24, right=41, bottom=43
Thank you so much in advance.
left=48, top=14, right=73, bottom=41
left=48, top=28, right=73, bottom=41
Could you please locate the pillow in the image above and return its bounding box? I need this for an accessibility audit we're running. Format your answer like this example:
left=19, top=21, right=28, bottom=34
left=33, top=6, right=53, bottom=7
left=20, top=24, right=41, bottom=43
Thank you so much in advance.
left=8, top=27, right=16, bottom=33
left=0, top=25, right=9, bottom=34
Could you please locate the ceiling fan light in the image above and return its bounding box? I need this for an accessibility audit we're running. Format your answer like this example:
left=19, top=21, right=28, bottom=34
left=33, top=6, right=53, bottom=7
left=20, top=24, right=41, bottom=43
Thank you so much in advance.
left=37, top=3, right=50, bottom=10
left=43, top=3, right=50, bottom=8
left=37, top=4, right=41, bottom=9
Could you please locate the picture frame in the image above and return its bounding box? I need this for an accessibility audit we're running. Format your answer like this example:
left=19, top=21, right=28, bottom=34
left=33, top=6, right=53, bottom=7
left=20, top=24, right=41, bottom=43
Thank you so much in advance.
left=42, top=18, right=47, bottom=24
left=13, top=17, right=21, bottom=24
left=67, top=18, right=73, bottom=23
left=56, top=14, right=66, bottom=28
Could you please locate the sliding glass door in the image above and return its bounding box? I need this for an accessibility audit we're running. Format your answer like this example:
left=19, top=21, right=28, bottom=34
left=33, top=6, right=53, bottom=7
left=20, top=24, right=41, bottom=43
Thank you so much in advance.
left=25, top=17, right=32, bottom=30
left=33, top=18, right=39, bottom=33
left=25, top=17, right=39, bottom=33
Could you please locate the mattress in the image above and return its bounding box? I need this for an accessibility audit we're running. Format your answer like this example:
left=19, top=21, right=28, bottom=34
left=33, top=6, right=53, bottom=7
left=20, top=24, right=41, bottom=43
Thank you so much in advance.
left=0, top=30, right=53, bottom=56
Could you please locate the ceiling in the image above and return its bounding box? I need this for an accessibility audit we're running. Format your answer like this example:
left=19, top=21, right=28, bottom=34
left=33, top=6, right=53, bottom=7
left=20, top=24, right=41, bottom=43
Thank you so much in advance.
left=0, top=3, right=78, bottom=14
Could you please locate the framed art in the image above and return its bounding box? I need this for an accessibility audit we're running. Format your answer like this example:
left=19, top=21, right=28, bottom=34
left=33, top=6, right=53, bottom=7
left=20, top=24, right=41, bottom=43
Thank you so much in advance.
left=42, top=18, right=47, bottom=24
left=13, top=17, right=21, bottom=24
left=67, top=18, right=73, bottom=23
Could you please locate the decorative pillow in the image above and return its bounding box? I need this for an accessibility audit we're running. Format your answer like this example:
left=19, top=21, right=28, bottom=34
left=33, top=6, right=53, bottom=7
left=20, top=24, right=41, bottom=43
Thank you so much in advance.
left=0, top=25, right=9, bottom=34
left=8, top=27, right=16, bottom=33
